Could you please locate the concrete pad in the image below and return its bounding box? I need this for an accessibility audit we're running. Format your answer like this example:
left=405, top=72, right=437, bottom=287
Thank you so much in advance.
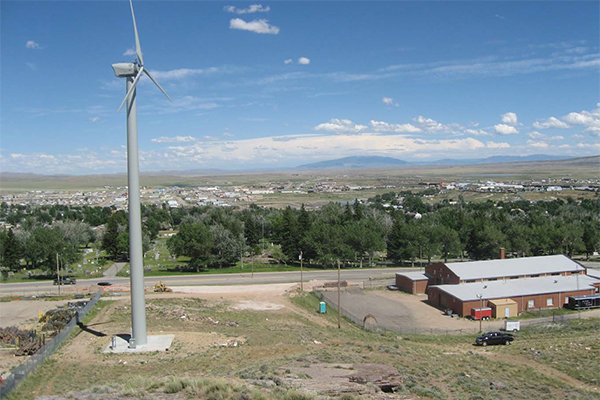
left=103, top=334, right=174, bottom=353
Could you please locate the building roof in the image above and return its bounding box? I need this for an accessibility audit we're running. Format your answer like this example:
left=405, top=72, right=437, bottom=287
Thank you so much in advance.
left=432, top=274, right=598, bottom=302
left=487, top=298, right=517, bottom=306
left=443, top=255, right=584, bottom=281
left=396, top=272, right=429, bottom=281
left=586, top=269, right=600, bottom=280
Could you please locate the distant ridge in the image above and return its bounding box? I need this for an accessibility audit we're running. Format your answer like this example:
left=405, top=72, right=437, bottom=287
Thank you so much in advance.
left=294, top=154, right=576, bottom=170
left=426, top=154, right=570, bottom=166
left=297, top=156, right=409, bottom=170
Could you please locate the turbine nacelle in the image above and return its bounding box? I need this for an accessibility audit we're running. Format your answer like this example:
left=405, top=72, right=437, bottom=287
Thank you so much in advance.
left=113, top=0, right=171, bottom=112
left=112, top=63, right=138, bottom=78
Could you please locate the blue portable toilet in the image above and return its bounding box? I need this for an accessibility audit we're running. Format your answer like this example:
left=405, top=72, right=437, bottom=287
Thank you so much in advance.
left=319, top=302, right=327, bottom=314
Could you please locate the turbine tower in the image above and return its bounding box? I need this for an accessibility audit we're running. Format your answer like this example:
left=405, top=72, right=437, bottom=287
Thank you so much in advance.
left=112, top=0, right=171, bottom=347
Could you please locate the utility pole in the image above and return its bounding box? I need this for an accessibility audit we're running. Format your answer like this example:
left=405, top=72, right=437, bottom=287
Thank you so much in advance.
left=337, top=259, right=341, bottom=329
left=261, top=217, right=265, bottom=255
left=56, top=253, right=60, bottom=296
left=300, top=251, right=303, bottom=292
left=477, top=294, right=483, bottom=333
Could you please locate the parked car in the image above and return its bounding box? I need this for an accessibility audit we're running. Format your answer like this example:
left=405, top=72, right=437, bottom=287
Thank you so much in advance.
left=97, top=281, right=113, bottom=286
left=387, top=284, right=399, bottom=291
left=53, top=277, right=76, bottom=285
left=475, top=331, right=514, bottom=346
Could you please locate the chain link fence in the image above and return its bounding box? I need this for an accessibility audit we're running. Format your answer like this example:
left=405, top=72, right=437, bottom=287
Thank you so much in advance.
left=0, top=290, right=103, bottom=399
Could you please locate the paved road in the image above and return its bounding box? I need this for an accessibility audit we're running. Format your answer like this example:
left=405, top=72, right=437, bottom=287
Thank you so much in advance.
left=0, top=267, right=411, bottom=296
left=103, top=262, right=127, bottom=278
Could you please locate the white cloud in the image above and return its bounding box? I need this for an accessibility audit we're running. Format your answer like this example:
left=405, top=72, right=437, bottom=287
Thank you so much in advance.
left=561, top=104, right=600, bottom=132
left=89, top=117, right=100, bottom=122
left=413, top=116, right=445, bottom=132
left=532, top=117, right=570, bottom=129
left=151, top=135, right=197, bottom=143
left=576, top=142, right=600, bottom=149
left=123, top=48, right=136, bottom=56
left=25, top=62, right=37, bottom=71
left=527, top=132, right=563, bottom=141
left=382, top=97, right=399, bottom=107
left=493, top=124, right=519, bottom=135
left=222, top=133, right=234, bottom=137
left=314, top=119, right=367, bottom=134
left=486, top=141, right=510, bottom=149
left=501, top=112, right=518, bottom=126
left=464, top=129, right=492, bottom=136
left=298, top=57, right=311, bottom=65
left=150, top=66, right=232, bottom=80
left=526, top=140, right=549, bottom=148
left=229, top=18, right=280, bottom=35
left=573, top=134, right=585, bottom=139
left=224, top=4, right=270, bottom=14
left=284, top=59, right=293, bottom=64
left=26, top=40, right=40, bottom=49
left=369, top=120, right=421, bottom=133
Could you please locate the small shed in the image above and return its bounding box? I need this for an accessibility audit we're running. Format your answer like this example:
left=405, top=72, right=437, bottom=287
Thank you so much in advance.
left=395, top=272, right=430, bottom=294
left=489, top=298, right=518, bottom=318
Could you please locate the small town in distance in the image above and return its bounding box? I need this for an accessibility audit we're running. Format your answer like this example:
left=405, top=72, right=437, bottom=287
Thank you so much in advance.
left=1, top=0, right=599, bottom=399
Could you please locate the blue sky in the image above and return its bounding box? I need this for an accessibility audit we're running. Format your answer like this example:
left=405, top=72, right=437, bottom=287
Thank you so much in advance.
left=1, top=1, right=599, bottom=174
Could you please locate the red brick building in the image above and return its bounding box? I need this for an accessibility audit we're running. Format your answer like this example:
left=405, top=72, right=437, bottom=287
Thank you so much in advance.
left=396, top=254, right=600, bottom=317
left=427, top=274, right=599, bottom=316
left=395, top=272, right=429, bottom=294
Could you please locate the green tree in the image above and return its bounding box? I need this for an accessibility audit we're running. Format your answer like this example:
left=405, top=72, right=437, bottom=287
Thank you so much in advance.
left=387, top=217, right=420, bottom=266
left=465, top=219, right=507, bottom=260
left=167, top=222, right=214, bottom=271
left=0, top=229, right=22, bottom=277
left=437, top=225, right=461, bottom=263
left=582, top=221, right=600, bottom=260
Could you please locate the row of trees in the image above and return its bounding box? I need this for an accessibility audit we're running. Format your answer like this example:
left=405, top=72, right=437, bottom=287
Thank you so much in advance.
left=0, top=220, right=95, bottom=277
left=1, top=194, right=599, bottom=273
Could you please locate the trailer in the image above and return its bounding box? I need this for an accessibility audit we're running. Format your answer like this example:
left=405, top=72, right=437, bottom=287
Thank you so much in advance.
left=471, top=307, right=492, bottom=320
left=503, top=320, right=520, bottom=332
left=567, top=294, right=600, bottom=310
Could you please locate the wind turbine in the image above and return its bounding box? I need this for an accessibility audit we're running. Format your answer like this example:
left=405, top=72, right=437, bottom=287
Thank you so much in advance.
left=112, top=0, right=171, bottom=348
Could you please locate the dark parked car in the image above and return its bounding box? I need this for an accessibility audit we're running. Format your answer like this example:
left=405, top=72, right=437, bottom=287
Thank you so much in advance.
left=97, top=281, right=113, bottom=286
left=53, top=277, right=76, bottom=285
left=475, top=331, right=514, bottom=346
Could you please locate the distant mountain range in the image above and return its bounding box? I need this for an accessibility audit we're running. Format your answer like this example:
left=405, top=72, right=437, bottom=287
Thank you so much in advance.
left=296, top=156, right=410, bottom=170
left=1, top=155, right=596, bottom=180
left=296, top=154, right=572, bottom=169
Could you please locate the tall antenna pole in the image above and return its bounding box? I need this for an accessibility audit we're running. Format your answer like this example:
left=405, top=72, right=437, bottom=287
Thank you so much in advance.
left=337, top=259, right=341, bottom=329
left=126, top=76, right=147, bottom=347
left=300, top=251, right=303, bottom=292
left=56, top=253, right=60, bottom=296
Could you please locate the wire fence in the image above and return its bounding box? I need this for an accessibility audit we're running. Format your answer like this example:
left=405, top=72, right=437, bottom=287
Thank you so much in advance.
left=362, top=278, right=395, bottom=290
left=0, top=290, right=103, bottom=399
left=313, top=288, right=576, bottom=336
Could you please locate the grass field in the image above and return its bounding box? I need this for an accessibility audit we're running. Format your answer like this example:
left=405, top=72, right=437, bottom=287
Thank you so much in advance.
left=7, top=291, right=600, bottom=400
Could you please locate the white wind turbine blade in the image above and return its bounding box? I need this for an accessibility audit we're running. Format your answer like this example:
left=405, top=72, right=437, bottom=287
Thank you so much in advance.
left=129, top=0, right=144, bottom=66
left=144, top=69, right=172, bottom=103
left=118, top=66, right=145, bottom=112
